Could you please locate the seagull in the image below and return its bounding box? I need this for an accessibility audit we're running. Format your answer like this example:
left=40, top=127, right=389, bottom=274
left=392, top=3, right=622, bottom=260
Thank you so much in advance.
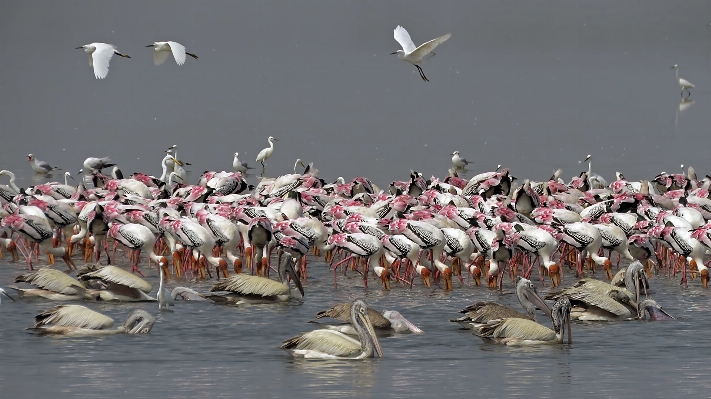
left=391, top=25, right=451, bottom=82
left=451, top=151, right=470, bottom=169
left=83, top=157, right=115, bottom=174
left=233, top=152, right=253, bottom=174
left=256, top=136, right=278, bottom=176
left=671, top=64, right=694, bottom=97
left=75, top=43, right=131, bottom=79
left=27, top=154, right=60, bottom=174
left=146, top=41, right=198, bottom=66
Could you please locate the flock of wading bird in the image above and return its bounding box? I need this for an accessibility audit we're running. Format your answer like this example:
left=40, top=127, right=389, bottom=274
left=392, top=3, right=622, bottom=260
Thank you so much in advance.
left=0, top=148, right=695, bottom=358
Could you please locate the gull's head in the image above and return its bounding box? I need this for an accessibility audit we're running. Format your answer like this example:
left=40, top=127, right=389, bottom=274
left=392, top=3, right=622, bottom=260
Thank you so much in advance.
left=451, top=151, right=459, bottom=156
left=27, top=154, right=33, bottom=162
left=234, top=152, right=239, bottom=157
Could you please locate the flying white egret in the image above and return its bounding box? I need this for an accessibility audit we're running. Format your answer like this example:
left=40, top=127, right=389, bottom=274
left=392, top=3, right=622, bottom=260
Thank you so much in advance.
left=256, top=136, right=278, bottom=176
left=671, top=64, right=694, bottom=97
left=75, top=43, right=131, bottom=79
left=391, top=25, right=451, bottom=82
left=146, top=41, right=198, bottom=66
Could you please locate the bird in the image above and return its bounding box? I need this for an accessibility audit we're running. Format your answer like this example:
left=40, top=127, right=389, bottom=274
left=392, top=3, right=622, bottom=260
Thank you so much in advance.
left=28, top=305, right=155, bottom=336
left=256, top=136, right=278, bottom=176
left=637, top=299, right=675, bottom=321
left=27, top=154, right=60, bottom=174
left=671, top=64, right=694, bottom=97
left=451, top=277, right=551, bottom=329
left=0, top=288, right=15, bottom=304
left=83, top=157, right=115, bottom=174
left=11, top=268, right=90, bottom=301
left=157, top=262, right=174, bottom=311
left=315, top=301, right=392, bottom=330
left=477, top=296, right=572, bottom=346
left=391, top=25, right=451, bottom=82
left=77, top=265, right=155, bottom=302
left=451, top=151, right=470, bottom=169
left=75, top=43, right=131, bottom=79
left=207, top=255, right=304, bottom=304
left=280, top=299, right=383, bottom=359
left=146, top=41, right=198, bottom=66
left=232, top=152, right=253, bottom=174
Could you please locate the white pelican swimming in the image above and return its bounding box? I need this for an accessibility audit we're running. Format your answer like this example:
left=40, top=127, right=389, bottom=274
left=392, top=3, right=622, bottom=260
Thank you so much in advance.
left=29, top=305, right=155, bottom=336
left=280, top=299, right=383, bottom=359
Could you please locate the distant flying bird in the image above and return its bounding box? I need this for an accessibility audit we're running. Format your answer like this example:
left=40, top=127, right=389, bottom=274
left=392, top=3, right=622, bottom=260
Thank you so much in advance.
left=256, top=136, right=278, bottom=176
left=27, top=154, right=60, bottom=174
left=391, top=25, right=451, bottom=82
left=75, top=43, right=131, bottom=79
left=146, top=41, right=198, bottom=66
left=671, top=64, right=694, bottom=97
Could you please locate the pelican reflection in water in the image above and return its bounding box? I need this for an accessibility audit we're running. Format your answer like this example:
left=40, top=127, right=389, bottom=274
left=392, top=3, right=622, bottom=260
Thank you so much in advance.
left=280, top=299, right=383, bottom=359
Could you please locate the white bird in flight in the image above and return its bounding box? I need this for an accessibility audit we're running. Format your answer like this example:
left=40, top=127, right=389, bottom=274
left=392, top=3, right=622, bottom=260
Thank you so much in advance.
left=256, top=136, right=278, bottom=176
left=146, top=41, right=199, bottom=66
left=671, top=64, right=694, bottom=97
left=75, top=43, right=131, bottom=79
left=391, top=25, right=451, bottom=82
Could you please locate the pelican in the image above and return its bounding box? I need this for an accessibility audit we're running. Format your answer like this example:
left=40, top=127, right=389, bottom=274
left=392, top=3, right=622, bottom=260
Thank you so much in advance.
left=207, top=255, right=304, bottom=304
left=546, top=261, right=646, bottom=321
left=637, top=299, right=675, bottom=321
left=478, top=297, right=572, bottom=346
left=0, top=288, right=15, bottom=303
left=280, top=299, right=383, bottom=359
left=315, top=301, right=392, bottom=329
left=256, top=136, right=278, bottom=175
left=171, top=286, right=207, bottom=301
left=29, top=305, right=154, bottom=336
left=12, top=268, right=91, bottom=301
left=451, top=277, right=551, bottom=329
left=77, top=265, right=155, bottom=301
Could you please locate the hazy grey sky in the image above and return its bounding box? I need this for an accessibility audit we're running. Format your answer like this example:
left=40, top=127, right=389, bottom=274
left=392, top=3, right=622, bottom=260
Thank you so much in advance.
left=1, top=1, right=710, bottom=188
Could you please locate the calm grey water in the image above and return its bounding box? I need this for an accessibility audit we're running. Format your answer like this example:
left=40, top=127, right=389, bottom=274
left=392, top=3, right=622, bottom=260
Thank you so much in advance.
left=2, top=0, right=711, bottom=397
left=0, top=257, right=709, bottom=398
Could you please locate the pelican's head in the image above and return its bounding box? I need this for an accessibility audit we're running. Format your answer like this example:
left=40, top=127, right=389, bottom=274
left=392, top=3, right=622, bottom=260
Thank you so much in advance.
left=351, top=300, right=383, bottom=357
left=279, top=256, right=304, bottom=297
left=123, top=309, right=156, bottom=334
left=551, top=296, right=572, bottom=344
left=516, top=276, right=552, bottom=319
left=638, top=299, right=675, bottom=321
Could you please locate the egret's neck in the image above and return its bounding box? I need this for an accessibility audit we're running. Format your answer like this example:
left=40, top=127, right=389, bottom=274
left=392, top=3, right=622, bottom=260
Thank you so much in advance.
left=675, top=68, right=680, bottom=81
left=64, top=175, right=70, bottom=185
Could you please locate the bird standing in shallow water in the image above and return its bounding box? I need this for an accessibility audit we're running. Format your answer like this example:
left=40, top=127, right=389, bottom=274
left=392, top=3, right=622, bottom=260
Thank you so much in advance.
left=256, top=136, right=278, bottom=176
left=672, top=64, right=694, bottom=97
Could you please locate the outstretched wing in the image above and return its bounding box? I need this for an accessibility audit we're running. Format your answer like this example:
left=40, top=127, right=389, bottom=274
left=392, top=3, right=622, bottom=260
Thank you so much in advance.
left=394, top=25, right=416, bottom=54
left=91, top=44, right=116, bottom=79
left=410, top=33, right=451, bottom=60
left=33, top=305, right=114, bottom=330
left=167, top=41, right=187, bottom=65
